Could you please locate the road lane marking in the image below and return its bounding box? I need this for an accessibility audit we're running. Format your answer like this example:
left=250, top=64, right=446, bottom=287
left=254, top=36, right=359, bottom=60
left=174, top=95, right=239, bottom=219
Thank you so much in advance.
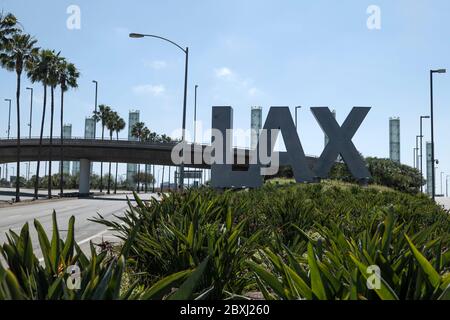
left=77, top=229, right=109, bottom=245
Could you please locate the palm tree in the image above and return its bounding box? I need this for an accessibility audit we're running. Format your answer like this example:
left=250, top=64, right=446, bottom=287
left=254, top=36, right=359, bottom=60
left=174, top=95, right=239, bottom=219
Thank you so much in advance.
left=58, top=58, right=79, bottom=196
left=106, top=111, right=119, bottom=194
left=0, top=33, right=38, bottom=202
left=113, top=116, right=125, bottom=194
left=27, top=49, right=57, bottom=199
left=0, top=12, right=19, bottom=49
left=93, top=104, right=111, bottom=193
left=46, top=51, right=61, bottom=198
left=131, top=122, right=148, bottom=192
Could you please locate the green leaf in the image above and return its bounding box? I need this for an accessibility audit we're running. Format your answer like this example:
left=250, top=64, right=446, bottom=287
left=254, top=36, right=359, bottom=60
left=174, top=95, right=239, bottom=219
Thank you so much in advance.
left=34, top=219, right=52, bottom=273
left=169, top=256, right=210, bottom=300
left=307, top=242, right=327, bottom=300
left=247, top=260, right=286, bottom=298
left=61, top=216, right=75, bottom=262
left=50, top=210, right=61, bottom=274
left=405, top=234, right=441, bottom=289
left=349, top=254, right=399, bottom=300
left=140, top=269, right=192, bottom=300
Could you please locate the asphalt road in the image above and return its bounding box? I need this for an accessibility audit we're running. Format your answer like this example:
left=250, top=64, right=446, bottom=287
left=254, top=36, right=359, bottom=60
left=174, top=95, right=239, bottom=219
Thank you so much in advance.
left=436, top=197, right=450, bottom=210
left=0, top=193, right=158, bottom=262
left=0, top=187, right=133, bottom=202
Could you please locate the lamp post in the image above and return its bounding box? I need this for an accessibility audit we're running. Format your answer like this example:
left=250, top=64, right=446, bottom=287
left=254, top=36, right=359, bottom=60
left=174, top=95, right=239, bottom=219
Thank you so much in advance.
left=415, top=135, right=420, bottom=170
left=129, top=33, right=189, bottom=190
left=194, top=84, right=198, bottom=143
left=419, top=115, right=430, bottom=192
left=440, top=171, right=444, bottom=196
left=5, top=99, right=11, bottom=182
left=26, top=87, right=33, bottom=181
left=413, top=147, right=417, bottom=168
left=295, top=106, right=302, bottom=130
left=430, top=68, right=446, bottom=200
left=92, top=80, right=98, bottom=139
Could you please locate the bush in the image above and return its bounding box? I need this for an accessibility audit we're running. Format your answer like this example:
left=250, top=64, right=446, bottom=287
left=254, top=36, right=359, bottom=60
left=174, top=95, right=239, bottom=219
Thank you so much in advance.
left=270, top=158, right=425, bottom=194
left=2, top=183, right=449, bottom=300
left=92, top=183, right=450, bottom=300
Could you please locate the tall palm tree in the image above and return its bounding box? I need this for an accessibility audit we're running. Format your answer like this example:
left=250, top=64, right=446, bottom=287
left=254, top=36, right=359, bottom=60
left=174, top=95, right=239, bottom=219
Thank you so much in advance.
left=58, top=58, right=79, bottom=196
left=0, top=33, right=38, bottom=202
left=113, top=116, right=126, bottom=194
left=0, top=12, right=19, bottom=49
left=93, top=104, right=112, bottom=192
left=131, top=122, right=148, bottom=192
left=46, top=51, right=61, bottom=198
left=28, top=49, right=57, bottom=199
left=106, top=111, right=119, bottom=194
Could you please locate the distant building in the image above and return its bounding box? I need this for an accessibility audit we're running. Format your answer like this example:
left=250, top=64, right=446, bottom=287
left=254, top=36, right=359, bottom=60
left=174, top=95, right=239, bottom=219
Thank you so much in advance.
left=127, top=110, right=140, bottom=186
left=62, top=124, right=72, bottom=175
left=73, top=117, right=96, bottom=175
left=250, top=107, right=262, bottom=150
left=389, top=117, right=401, bottom=163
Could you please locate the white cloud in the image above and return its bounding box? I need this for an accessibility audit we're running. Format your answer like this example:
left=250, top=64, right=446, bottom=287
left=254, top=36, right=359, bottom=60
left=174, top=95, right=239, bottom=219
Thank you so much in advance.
left=248, top=87, right=260, bottom=97
left=215, top=67, right=233, bottom=79
left=144, top=60, right=167, bottom=70
left=132, top=84, right=165, bottom=96
left=214, top=67, right=263, bottom=97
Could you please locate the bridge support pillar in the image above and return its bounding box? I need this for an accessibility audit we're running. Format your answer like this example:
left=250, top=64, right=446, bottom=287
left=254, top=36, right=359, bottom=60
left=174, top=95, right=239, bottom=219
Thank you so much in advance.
left=79, top=159, right=91, bottom=197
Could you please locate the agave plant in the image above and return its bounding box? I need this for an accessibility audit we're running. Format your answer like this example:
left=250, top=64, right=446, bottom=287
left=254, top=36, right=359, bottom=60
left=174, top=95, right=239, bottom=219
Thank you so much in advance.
left=0, top=211, right=140, bottom=300
left=248, top=210, right=450, bottom=300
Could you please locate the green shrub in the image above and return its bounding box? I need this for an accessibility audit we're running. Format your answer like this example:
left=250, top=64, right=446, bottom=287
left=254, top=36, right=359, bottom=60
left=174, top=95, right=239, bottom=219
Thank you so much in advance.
left=2, top=184, right=449, bottom=300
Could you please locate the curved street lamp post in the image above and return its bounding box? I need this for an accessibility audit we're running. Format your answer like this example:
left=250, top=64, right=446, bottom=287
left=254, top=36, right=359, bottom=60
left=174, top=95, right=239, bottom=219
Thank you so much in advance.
left=129, top=33, right=188, bottom=191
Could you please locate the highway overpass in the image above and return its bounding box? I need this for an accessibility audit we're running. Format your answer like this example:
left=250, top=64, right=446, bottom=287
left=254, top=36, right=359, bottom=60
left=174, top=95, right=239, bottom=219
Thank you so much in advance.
left=0, top=138, right=319, bottom=195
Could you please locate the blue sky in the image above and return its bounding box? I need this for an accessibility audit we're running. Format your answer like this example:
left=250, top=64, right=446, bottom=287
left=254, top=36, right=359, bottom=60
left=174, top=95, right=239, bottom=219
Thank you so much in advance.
left=1, top=0, right=450, bottom=186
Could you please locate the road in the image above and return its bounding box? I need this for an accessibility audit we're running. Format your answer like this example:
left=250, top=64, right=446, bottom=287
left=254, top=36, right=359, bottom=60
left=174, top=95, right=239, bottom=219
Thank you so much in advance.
left=436, top=197, right=450, bottom=210
left=0, top=193, right=158, bottom=262
left=0, top=187, right=133, bottom=202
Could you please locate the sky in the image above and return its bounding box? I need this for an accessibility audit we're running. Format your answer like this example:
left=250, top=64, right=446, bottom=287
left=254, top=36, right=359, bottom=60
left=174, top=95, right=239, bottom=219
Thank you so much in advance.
left=1, top=0, right=450, bottom=187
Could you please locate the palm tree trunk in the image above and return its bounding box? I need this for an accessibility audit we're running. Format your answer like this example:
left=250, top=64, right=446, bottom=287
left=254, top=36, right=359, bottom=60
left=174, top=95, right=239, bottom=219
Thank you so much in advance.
left=47, top=86, right=55, bottom=198
left=34, top=85, right=47, bottom=199
left=162, top=165, right=165, bottom=192
left=144, top=164, right=148, bottom=193
left=107, top=131, right=112, bottom=194
left=100, top=125, right=104, bottom=192
left=152, top=165, right=155, bottom=192
left=15, top=71, right=21, bottom=202
left=136, top=164, right=140, bottom=193
left=114, top=131, right=119, bottom=194
left=59, top=88, right=64, bottom=196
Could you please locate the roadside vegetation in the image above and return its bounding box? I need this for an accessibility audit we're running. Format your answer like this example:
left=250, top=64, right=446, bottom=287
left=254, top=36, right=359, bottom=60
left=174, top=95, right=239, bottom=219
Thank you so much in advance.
left=1, top=182, right=450, bottom=300
left=270, top=157, right=425, bottom=194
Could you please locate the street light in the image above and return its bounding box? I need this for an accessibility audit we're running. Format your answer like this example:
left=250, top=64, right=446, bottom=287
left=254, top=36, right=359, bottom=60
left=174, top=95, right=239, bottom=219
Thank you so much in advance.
left=194, top=84, right=198, bottom=143
left=26, top=87, right=33, bottom=181
left=415, top=135, right=420, bottom=170
left=295, top=106, right=302, bottom=130
left=419, top=115, right=430, bottom=192
left=129, top=32, right=189, bottom=190
left=430, top=68, right=446, bottom=200
left=413, top=147, right=417, bottom=168
left=440, top=171, right=444, bottom=196
left=92, top=80, right=98, bottom=139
